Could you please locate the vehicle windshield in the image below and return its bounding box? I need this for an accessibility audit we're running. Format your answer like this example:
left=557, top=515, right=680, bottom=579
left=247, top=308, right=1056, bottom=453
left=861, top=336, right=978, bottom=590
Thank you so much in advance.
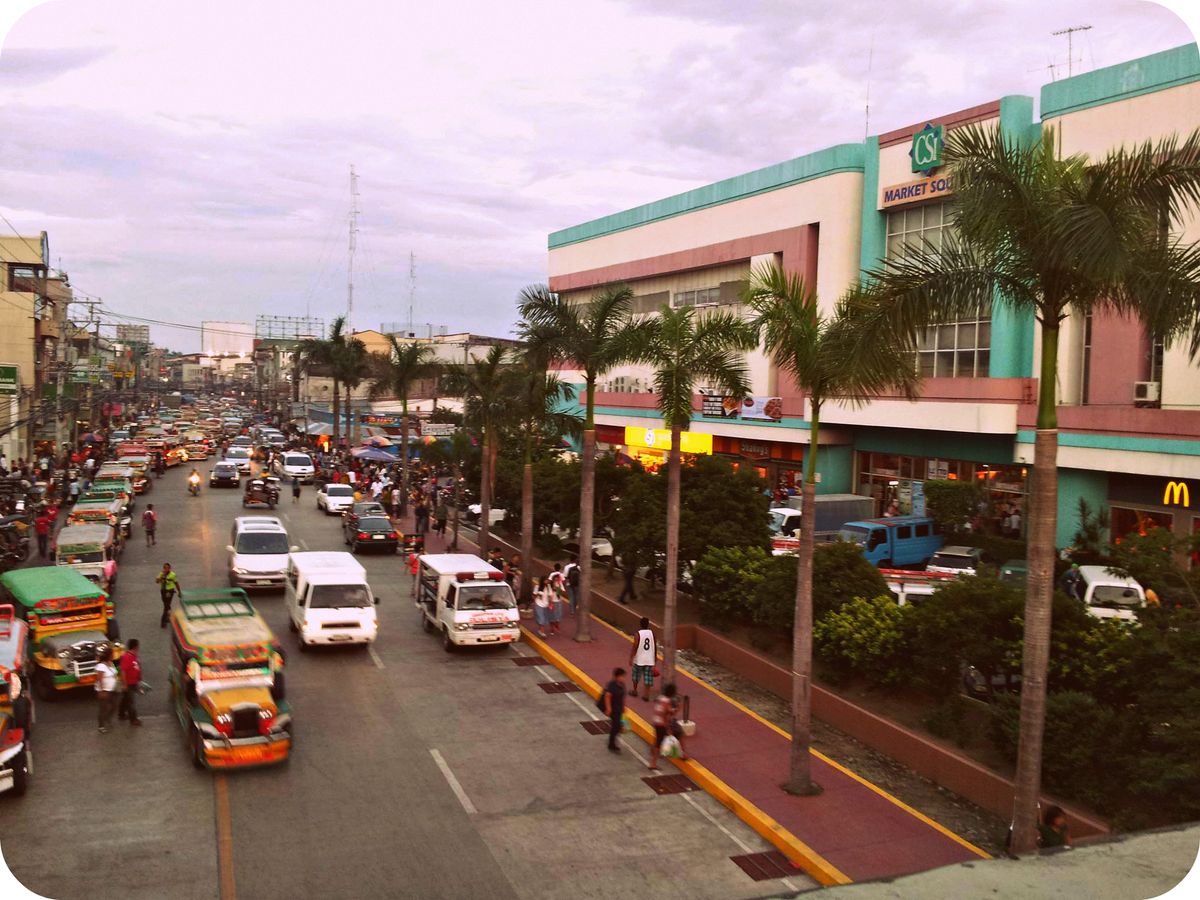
left=838, top=525, right=869, bottom=545
left=309, top=584, right=372, bottom=608
left=1091, top=584, right=1143, bottom=609
left=327, top=485, right=353, bottom=497
left=358, top=517, right=392, bottom=532
left=767, top=510, right=787, bottom=535
left=214, top=465, right=236, bottom=475
left=929, top=553, right=974, bottom=569
left=285, top=455, right=312, bottom=466
left=457, top=584, right=516, bottom=610
left=60, top=548, right=104, bottom=563
left=236, top=532, right=290, bottom=554
left=226, top=448, right=250, bottom=459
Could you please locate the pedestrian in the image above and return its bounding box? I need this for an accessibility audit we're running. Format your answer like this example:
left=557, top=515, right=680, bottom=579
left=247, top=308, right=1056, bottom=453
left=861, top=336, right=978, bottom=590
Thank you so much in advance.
left=1038, top=805, right=1070, bottom=849
left=68, top=478, right=80, bottom=505
left=618, top=557, right=637, bottom=604
left=415, top=499, right=429, bottom=535
left=549, top=574, right=564, bottom=635
left=532, top=577, right=551, bottom=637
left=1061, top=563, right=1083, bottom=601
left=291, top=476, right=301, bottom=504
left=33, top=509, right=51, bottom=558
left=628, top=616, right=657, bottom=701
left=434, top=499, right=448, bottom=537
left=117, top=638, right=143, bottom=726
left=156, top=563, right=180, bottom=628
left=1007, top=505, right=1022, bottom=537
left=391, top=486, right=402, bottom=518
left=95, top=646, right=118, bottom=733
left=408, top=550, right=420, bottom=592
left=600, top=667, right=627, bottom=754
left=648, top=682, right=688, bottom=770
left=563, top=555, right=580, bottom=615
left=141, top=504, right=157, bottom=547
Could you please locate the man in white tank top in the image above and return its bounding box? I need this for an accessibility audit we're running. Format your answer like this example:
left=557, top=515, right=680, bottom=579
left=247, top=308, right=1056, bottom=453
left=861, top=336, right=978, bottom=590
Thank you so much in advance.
left=628, top=616, right=656, bottom=701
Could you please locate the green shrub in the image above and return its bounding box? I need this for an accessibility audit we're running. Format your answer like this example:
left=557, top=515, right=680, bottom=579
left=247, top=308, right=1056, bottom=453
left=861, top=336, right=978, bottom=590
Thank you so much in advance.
left=812, top=541, right=890, bottom=618
left=922, top=695, right=973, bottom=747
left=751, top=555, right=797, bottom=632
left=814, top=595, right=911, bottom=686
left=692, top=545, right=768, bottom=630
left=923, top=479, right=985, bottom=535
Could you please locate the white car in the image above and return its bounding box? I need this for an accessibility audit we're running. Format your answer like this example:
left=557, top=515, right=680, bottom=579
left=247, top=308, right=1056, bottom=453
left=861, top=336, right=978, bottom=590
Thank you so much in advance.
left=222, top=446, right=253, bottom=474
left=227, top=517, right=296, bottom=590
left=276, top=452, right=315, bottom=484
left=317, top=483, right=355, bottom=515
left=925, top=546, right=984, bottom=577
left=467, top=504, right=506, bottom=526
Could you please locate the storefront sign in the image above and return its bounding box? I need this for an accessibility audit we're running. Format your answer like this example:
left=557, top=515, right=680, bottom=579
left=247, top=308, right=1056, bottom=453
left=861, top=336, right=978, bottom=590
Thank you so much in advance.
left=881, top=173, right=954, bottom=209
left=1110, top=474, right=1199, bottom=511
left=740, top=396, right=783, bottom=422
left=910, top=123, right=944, bottom=175
left=623, top=426, right=712, bottom=455
left=739, top=441, right=771, bottom=459
left=910, top=480, right=926, bottom=516
left=360, top=414, right=406, bottom=428
left=701, top=395, right=739, bottom=418
left=0, top=364, right=18, bottom=396
left=1163, top=480, right=1193, bottom=508
left=422, top=423, right=457, bottom=437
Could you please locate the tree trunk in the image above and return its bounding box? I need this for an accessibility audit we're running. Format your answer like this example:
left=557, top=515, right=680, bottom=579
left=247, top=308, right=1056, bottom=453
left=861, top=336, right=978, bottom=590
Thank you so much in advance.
left=400, top=398, right=410, bottom=517
left=574, top=426, right=597, bottom=643
left=662, top=424, right=682, bottom=683
left=786, top=409, right=819, bottom=794
left=291, top=357, right=300, bottom=404
left=1011, top=323, right=1060, bottom=853
left=478, top=429, right=492, bottom=553
left=451, top=461, right=461, bottom=551
left=332, top=379, right=341, bottom=449
left=520, top=455, right=534, bottom=604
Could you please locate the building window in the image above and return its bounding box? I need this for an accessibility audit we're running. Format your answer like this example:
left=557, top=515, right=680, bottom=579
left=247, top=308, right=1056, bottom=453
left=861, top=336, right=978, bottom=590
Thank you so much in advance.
left=672, top=287, right=720, bottom=308
left=886, top=202, right=951, bottom=260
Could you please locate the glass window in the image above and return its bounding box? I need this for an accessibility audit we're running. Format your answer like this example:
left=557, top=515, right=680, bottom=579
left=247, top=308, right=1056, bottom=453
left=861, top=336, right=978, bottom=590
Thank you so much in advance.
left=896, top=526, right=912, bottom=539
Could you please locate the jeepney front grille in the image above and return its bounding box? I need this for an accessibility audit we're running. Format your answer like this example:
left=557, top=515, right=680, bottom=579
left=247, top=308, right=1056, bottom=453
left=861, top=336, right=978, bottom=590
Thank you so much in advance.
left=322, top=622, right=357, bottom=630
left=71, top=658, right=98, bottom=679
left=472, top=622, right=508, bottom=630
left=231, top=708, right=261, bottom=739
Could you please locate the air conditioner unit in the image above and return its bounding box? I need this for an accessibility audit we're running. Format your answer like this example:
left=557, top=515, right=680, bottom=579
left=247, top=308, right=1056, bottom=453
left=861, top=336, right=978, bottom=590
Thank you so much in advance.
left=1134, top=381, right=1160, bottom=403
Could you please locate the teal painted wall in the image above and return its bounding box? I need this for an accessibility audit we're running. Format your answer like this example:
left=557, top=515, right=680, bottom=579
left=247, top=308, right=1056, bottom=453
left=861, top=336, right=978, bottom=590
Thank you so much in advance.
left=1041, top=43, right=1200, bottom=119
left=1056, top=468, right=1110, bottom=548
left=854, top=427, right=1015, bottom=464
left=813, top=444, right=853, bottom=494
left=858, top=135, right=886, bottom=278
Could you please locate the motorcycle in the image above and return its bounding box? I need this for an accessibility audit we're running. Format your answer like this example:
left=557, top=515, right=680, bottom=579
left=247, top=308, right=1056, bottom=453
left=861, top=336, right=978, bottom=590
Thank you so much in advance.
left=187, top=474, right=201, bottom=497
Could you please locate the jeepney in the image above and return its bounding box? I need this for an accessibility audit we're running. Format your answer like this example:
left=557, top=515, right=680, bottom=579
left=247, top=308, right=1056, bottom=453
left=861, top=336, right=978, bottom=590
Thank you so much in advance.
left=168, top=589, right=292, bottom=769
left=0, top=567, right=120, bottom=701
left=120, top=456, right=152, bottom=494
left=0, top=604, right=33, bottom=796
left=68, top=497, right=128, bottom=542
left=53, top=523, right=120, bottom=592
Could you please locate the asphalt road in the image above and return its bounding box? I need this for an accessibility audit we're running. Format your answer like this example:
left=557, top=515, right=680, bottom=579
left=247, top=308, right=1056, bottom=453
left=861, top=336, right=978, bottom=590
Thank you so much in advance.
left=1, top=463, right=814, bottom=900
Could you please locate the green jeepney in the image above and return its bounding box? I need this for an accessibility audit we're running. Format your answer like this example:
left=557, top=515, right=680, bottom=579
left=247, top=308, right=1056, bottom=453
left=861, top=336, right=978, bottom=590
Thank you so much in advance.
left=0, top=568, right=121, bottom=701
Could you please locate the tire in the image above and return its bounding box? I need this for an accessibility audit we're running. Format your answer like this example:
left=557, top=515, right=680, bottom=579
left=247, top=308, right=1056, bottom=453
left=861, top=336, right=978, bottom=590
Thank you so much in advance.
left=271, top=672, right=286, bottom=702
left=107, top=618, right=121, bottom=641
left=421, top=609, right=433, bottom=633
left=33, top=669, right=56, bottom=703
left=442, top=627, right=455, bottom=653
left=9, top=749, right=28, bottom=797
left=12, top=695, right=32, bottom=738
left=191, top=728, right=205, bottom=769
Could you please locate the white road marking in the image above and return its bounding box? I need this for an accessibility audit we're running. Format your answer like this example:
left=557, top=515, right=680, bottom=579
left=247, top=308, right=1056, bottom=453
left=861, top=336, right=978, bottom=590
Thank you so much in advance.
left=430, top=749, right=477, bottom=815
left=368, top=646, right=384, bottom=669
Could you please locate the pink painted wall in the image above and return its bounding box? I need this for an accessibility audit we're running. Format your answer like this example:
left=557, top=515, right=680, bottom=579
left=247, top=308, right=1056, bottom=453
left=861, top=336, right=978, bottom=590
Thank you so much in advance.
left=1087, top=309, right=1150, bottom=405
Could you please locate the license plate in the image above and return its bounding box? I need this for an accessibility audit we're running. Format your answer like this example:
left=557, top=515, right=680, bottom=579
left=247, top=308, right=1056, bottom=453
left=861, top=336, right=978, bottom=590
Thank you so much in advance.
left=257, top=580, right=272, bottom=585
left=329, top=634, right=351, bottom=641
left=372, top=535, right=384, bottom=540
left=228, top=746, right=266, bottom=762
left=478, top=635, right=499, bottom=642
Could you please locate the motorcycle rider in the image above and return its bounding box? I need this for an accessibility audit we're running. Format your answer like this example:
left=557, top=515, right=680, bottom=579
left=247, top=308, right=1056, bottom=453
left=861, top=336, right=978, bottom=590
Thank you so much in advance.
left=187, top=468, right=201, bottom=496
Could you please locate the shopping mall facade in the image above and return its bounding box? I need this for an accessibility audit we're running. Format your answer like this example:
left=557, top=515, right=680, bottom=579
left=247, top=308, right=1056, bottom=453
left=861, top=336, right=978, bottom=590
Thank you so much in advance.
left=547, top=43, right=1200, bottom=549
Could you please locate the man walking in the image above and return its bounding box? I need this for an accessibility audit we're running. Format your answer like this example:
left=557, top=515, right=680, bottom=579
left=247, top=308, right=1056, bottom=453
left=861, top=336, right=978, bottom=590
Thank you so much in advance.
left=291, top=476, right=301, bottom=504
left=434, top=498, right=448, bottom=538
left=600, top=668, right=627, bottom=754
left=117, top=638, right=143, bottom=726
left=563, top=555, right=580, bottom=615
left=156, top=563, right=180, bottom=628
left=95, top=647, right=118, bottom=734
left=628, top=617, right=657, bottom=701
left=33, top=509, right=51, bottom=558
left=141, top=504, right=158, bottom=547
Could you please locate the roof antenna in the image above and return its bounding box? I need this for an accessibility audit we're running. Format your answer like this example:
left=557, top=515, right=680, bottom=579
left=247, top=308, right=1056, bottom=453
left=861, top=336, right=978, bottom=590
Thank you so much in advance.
left=864, top=32, right=875, bottom=139
left=1051, top=24, right=1092, bottom=77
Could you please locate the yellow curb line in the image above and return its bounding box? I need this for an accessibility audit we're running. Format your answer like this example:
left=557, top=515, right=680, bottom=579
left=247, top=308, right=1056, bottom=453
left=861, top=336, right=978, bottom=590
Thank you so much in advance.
left=520, top=624, right=852, bottom=887
left=589, top=615, right=991, bottom=861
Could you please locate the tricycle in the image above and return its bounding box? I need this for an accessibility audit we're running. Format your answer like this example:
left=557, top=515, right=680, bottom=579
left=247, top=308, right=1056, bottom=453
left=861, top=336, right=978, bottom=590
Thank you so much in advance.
left=242, top=478, right=280, bottom=509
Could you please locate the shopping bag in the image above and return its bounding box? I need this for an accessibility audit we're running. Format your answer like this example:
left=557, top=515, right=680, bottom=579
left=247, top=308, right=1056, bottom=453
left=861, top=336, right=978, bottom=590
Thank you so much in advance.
left=659, top=735, right=682, bottom=758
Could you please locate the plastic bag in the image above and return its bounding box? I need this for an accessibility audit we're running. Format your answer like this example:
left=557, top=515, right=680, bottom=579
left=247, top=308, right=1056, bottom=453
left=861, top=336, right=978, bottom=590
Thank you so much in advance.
left=660, top=735, right=682, bottom=758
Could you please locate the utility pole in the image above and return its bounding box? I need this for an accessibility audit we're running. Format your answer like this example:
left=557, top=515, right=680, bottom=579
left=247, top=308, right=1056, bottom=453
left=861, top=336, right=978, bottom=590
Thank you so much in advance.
left=408, top=252, right=416, bottom=335
left=1051, top=24, right=1092, bottom=78
left=347, top=165, right=359, bottom=330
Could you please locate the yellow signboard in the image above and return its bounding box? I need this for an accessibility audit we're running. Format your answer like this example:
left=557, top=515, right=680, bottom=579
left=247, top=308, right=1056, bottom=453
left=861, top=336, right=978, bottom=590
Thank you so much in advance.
left=1163, top=480, right=1191, bottom=507
left=623, top=426, right=712, bottom=455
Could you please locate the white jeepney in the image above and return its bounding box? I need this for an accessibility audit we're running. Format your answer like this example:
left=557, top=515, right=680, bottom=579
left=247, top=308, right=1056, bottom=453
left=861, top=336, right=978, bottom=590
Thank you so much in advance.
left=416, top=554, right=519, bottom=651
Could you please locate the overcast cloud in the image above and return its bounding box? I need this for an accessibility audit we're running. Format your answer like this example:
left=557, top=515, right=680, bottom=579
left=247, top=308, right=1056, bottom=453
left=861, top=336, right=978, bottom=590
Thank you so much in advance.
left=0, top=0, right=1194, bottom=350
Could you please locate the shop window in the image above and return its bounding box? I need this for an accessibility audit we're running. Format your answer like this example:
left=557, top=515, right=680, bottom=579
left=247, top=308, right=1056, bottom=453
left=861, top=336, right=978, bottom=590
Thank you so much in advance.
left=886, top=202, right=952, bottom=261
left=1111, top=506, right=1173, bottom=541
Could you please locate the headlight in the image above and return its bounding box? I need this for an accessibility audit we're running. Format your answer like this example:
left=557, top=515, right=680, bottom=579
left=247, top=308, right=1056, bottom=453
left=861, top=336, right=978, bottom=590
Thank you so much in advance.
left=94, top=642, right=110, bottom=657
left=232, top=567, right=249, bottom=575
left=58, top=648, right=72, bottom=660
left=455, top=623, right=469, bottom=631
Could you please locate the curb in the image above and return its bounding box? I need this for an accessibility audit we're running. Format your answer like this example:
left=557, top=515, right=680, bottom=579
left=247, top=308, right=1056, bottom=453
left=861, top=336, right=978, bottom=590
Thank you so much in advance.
left=520, top=624, right=853, bottom=887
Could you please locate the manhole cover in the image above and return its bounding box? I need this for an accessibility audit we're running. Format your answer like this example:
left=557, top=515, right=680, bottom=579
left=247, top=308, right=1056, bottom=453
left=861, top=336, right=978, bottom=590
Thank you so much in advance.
left=729, top=851, right=801, bottom=882
left=538, top=681, right=580, bottom=694
left=579, top=720, right=610, bottom=735
left=642, top=774, right=697, bottom=795
left=512, top=656, right=544, bottom=667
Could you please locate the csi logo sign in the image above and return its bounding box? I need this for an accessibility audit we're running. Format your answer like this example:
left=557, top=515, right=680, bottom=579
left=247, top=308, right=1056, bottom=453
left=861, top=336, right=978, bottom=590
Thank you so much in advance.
left=910, top=123, right=945, bottom=175
left=1162, top=480, right=1192, bottom=507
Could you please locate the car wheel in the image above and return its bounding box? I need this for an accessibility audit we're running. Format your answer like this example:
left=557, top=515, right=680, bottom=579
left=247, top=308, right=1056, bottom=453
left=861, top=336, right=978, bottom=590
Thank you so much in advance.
left=442, top=627, right=454, bottom=653
left=9, top=748, right=29, bottom=796
left=191, top=728, right=206, bottom=769
left=12, top=695, right=32, bottom=738
left=298, top=638, right=309, bottom=653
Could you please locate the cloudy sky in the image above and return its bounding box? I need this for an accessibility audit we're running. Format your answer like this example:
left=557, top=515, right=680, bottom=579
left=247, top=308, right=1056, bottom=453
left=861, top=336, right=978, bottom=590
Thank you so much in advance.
left=0, top=0, right=1194, bottom=351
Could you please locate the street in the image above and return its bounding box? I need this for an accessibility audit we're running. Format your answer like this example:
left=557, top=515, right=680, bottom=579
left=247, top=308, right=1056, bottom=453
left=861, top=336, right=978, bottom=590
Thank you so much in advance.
left=1, top=463, right=813, bottom=900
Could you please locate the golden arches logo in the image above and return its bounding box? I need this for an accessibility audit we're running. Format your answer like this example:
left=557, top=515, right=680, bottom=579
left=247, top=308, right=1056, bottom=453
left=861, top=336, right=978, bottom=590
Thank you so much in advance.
left=1163, top=481, right=1191, bottom=507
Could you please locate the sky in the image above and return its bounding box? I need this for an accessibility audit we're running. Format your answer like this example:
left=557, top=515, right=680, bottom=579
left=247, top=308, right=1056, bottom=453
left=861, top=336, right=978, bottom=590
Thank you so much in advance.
left=0, top=0, right=1195, bottom=352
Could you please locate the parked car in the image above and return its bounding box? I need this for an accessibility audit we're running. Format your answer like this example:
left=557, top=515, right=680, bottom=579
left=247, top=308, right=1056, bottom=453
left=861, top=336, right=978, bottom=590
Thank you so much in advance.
left=342, top=502, right=387, bottom=540
left=998, top=560, right=1027, bottom=585
left=316, top=483, right=355, bottom=515
left=466, top=504, right=506, bottom=526
left=925, top=546, right=984, bottom=576
left=345, top=516, right=400, bottom=554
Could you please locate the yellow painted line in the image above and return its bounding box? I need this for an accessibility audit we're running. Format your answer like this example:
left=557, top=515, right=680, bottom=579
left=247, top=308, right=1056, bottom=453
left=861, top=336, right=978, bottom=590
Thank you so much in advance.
left=521, top=625, right=851, bottom=887
left=589, top=615, right=991, bottom=861
left=213, top=774, right=237, bottom=900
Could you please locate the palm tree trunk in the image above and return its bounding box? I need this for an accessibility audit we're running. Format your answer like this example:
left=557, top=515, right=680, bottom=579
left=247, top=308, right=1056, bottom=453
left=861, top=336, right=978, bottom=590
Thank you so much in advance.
left=662, top=424, right=682, bottom=683
left=400, top=398, right=410, bottom=517
left=786, top=408, right=819, bottom=794
left=520, top=451, right=534, bottom=604
left=1011, top=322, right=1059, bottom=853
left=574, top=380, right=597, bottom=643
left=478, top=429, right=492, bottom=553
left=451, top=461, right=461, bottom=551
left=332, top=379, right=341, bottom=449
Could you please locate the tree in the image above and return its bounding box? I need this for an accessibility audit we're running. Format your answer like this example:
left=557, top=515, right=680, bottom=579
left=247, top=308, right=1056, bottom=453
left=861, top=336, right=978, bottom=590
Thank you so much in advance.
left=518, top=284, right=651, bottom=642
left=420, top=429, right=476, bottom=551
left=369, top=337, right=437, bottom=516
left=1107, top=527, right=1200, bottom=609
left=637, top=304, right=756, bottom=683
left=295, top=318, right=340, bottom=443
left=923, top=479, right=985, bottom=536
left=746, top=262, right=919, bottom=795
left=333, top=328, right=370, bottom=448
left=853, top=124, right=1200, bottom=849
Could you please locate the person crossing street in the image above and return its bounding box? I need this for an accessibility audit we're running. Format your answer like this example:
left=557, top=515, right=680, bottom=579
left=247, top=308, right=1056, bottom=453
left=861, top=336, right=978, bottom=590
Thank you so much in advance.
left=156, top=563, right=180, bottom=627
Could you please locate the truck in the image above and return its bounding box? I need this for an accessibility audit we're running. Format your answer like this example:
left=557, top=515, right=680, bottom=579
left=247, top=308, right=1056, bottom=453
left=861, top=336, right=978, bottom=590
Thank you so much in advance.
left=416, top=554, right=519, bottom=651
left=837, top=516, right=944, bottom=568
left=769, top=493, right=875, bottom=555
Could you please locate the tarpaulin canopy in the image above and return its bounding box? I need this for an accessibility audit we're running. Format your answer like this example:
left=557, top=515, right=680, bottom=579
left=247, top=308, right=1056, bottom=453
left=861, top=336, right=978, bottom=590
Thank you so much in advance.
left=350, top=446, right=398, bottom=462
left=305, top=422, right=333, bottom=436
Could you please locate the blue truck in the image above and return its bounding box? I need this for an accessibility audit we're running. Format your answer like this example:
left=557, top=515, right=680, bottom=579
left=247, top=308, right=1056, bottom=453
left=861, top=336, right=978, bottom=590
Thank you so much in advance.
left=837, top=516, right=944, bottom=567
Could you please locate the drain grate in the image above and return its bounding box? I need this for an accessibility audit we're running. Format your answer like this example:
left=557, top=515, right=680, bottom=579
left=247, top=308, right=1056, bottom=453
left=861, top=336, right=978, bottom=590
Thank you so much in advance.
left=729, top=851, right=800, bottom=882
left=538, top=681, right=581, bottom=694
left=512, top=656, right=545, bottom=667
left=580, top=720, right=610, bottom=735
left=642, top=774, right=698, bottom=795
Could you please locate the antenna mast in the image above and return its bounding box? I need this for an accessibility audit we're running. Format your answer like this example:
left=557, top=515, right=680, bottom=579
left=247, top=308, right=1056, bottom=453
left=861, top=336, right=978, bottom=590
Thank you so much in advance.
left=1051, top=24, right=1092, bottom=77
left=347, top=165, right=359, bottom=329
left=408, top=252, right=416, bottom=335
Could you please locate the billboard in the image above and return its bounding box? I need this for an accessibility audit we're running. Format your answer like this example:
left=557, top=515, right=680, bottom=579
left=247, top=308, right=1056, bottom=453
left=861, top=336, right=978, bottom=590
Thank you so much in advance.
left=201, top=321, right=255, bottom=357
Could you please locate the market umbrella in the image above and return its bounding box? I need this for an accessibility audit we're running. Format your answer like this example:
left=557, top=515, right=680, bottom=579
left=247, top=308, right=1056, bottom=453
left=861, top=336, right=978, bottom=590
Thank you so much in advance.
left=350, top=446, right=397, bottom=462
left=362, top=434, right=392, bottom=448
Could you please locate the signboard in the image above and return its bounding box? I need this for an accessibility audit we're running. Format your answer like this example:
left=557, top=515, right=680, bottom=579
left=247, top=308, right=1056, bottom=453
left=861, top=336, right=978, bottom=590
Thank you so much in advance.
left=359, top=414, right=412, bottom=428
left=701, top=395, right=739, bottom=418
left=910, top=480, right=926, bottom=517
left=881, top=173, right=953, bottom=209
left=623, top=426, right=712, bottom=455
left=910, top=123, right=944, bottom=175
left=740, top=396, right=783, bottom=422
left=1109, top=474, right=1199, bottom=511
left=70, top=370, right=91, bottom=384
left=422, top=423, right=457, bottom=437
left=739, top=441, right=771, bottom=459
left=0, top=364, right=18, bottom=396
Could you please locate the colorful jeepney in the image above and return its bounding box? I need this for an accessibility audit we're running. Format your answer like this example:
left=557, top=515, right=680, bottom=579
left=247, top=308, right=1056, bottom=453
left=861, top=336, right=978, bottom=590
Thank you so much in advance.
left=0, top=604, right=32, bottom=796
left=169, top=589, right=292, bottom=769
left=53, top=523, right=121, bottom=593
left=68, top=496, right=127, bottom=540
left=0, top=567, right=120, bottom=701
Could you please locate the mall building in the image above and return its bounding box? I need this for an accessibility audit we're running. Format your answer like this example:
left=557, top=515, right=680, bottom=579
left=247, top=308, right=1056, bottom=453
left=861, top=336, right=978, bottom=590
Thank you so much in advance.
left=547, top=44, right=1200, bottom=549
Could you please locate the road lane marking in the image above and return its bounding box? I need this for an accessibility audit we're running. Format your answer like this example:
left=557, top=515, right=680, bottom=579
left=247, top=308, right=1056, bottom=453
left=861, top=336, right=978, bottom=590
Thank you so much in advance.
left=213, top=774, right=237, bottom=900
left=430, top=749, right=477, bottom=815
left=368, top=646, right=384, bottom=669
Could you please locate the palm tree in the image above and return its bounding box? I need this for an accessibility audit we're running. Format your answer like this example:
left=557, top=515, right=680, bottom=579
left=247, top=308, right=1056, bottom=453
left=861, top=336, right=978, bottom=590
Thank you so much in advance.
left=369, top=337, right=438, bottom=517
left=855, top=124, right=1200, bottom=850
left=421, top=428, right=476, bottom=551
left=447, top=345, right=510, bottom=553
left=295, top=319, right=340, bottom=444
left=333, top=329, right=370, bottom=449
left=518, top=284, right=650, bottom=642
left=746, top=262, right=920, bottom=795
left=506, top=344, right=581, bottom=602
left=638, top=304, right=756, bottom=682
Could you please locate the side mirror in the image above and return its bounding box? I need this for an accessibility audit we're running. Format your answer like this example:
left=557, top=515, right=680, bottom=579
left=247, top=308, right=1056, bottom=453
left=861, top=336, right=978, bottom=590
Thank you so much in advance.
left=225, top=545, right=235, bottom=553
left=290, top=545, right=300, bottom=553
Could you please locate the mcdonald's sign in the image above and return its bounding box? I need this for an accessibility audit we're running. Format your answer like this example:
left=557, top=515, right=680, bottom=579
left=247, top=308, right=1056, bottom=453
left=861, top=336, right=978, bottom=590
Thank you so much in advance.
left=1162, top=480, right=1192, bottom=508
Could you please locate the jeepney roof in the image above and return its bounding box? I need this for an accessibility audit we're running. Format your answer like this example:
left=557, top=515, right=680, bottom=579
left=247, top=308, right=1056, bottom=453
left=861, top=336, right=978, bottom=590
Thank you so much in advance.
left=0, top=608, right=28, bottom=670
left=174, top=589, right=275, bottom=648
left=55, top=523, right=116, bottom=546
left=419, top=553, right=497, bottom=576
left=0, top=567, right=107, bottom=607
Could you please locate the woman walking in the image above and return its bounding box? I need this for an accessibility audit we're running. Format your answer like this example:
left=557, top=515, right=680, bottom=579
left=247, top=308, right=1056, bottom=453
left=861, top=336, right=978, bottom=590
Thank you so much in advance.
left=532, top=577, right=551, bottom=638
left=549, top=574, right=565, bottom=635
left=95, top=646, right=118, bottom=734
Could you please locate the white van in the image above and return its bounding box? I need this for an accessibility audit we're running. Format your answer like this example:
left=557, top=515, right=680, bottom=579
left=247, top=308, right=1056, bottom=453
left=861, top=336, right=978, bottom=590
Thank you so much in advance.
left=228, top=517, right=296, bottom=590
left=416, top=553, right=519, bottom=651
left=276, top=452, right=315, bottom=483
left=285, top=551, right=378, bottom=648
left=1077, top=565, right=1145, bottom=621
